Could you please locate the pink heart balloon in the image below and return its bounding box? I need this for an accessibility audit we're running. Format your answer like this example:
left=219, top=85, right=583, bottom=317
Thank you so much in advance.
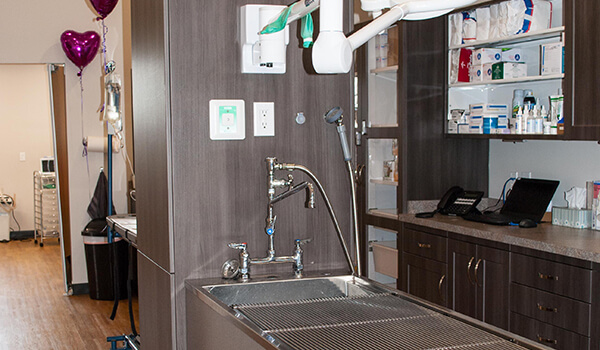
left=60, top=30, right=100, bottom=73
left=89, top=0, right=119, bottom=19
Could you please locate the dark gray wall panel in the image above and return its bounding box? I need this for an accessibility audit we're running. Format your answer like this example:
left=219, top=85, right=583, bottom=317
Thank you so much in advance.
left=137, top=253, right=174, bottom=350
left=167, top=1, right=354, bottom=347
left=131, top=0, right=173, bottom=272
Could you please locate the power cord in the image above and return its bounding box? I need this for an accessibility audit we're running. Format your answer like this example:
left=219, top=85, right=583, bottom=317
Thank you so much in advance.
left=481, top=177, right=516, bottom=213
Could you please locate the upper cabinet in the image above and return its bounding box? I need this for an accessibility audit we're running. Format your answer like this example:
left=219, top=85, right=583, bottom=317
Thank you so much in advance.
left=445, top=0, right=600, bottom=141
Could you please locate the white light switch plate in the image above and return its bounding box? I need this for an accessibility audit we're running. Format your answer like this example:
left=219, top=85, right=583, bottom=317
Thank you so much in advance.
left=209, top=99, right=245, bottom=140
left=253, top=102, right=275, bottom=137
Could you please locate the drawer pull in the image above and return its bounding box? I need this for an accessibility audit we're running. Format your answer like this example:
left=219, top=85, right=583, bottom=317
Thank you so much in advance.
left=474, top=258, right=482, bottom=287
left=438, top=274, right=446, bottom=302
left=536, top=335, right=557, bottom=345
left=467, top=257, right=476, bottom=286
left=417, top=243, right=431, bottom=249
left=537, top=303, right=558, bottom=313
left=538, top=273, right=559, bottom=281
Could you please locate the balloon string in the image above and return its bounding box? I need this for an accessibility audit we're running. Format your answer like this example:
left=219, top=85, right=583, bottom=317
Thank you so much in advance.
left=101, top=19, right=109, bottom=74
left=79, top=72, right=92, bottom=200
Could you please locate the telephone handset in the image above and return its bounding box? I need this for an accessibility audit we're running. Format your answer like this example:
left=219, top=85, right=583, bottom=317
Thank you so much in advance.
left=438, top=186, right=484, bottom=216
left=415, top=186, right=484, bottom=218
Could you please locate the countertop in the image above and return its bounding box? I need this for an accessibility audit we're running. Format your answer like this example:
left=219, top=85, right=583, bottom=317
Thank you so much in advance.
left=398, top=213, right=600, bottom=263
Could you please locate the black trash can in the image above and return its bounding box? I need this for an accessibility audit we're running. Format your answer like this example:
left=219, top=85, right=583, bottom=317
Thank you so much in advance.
left=82, top=219, right=128, bottom=300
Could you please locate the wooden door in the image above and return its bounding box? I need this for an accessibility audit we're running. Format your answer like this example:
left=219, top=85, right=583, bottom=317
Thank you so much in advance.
left=449, top=239, right=477, bottom=319
left=564, top=0, right=600, bottom=140
left=404, top=253, right=447, bottom=307
left=476, top=245, right=510, bottom=330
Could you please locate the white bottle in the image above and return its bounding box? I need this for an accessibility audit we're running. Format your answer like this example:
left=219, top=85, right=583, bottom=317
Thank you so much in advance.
left=523, top=105, right=530, bottom=134
left=515, top=106, right=523, bottom=135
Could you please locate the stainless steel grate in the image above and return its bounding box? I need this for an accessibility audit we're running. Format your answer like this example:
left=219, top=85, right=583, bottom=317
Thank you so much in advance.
left=235, top=294, right=529, bottom=350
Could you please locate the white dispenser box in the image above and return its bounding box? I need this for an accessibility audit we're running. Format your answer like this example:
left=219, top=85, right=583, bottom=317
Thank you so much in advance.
left=472, top=48, right=502, bottom=65
left=501, top=48, right=523, bottom=63
left=0, top=212, right=9, bottom=242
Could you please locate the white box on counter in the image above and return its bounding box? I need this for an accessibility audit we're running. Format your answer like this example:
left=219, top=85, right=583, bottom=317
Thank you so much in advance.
left=472, top=48, right=502, bottom=65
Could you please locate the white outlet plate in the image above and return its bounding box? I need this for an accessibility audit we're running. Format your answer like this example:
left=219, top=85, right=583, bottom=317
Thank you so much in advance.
left=19, top=152, right=26, bottom=161
left=254, top=102, right=275, bottom=137
left=209, top=99, right=245, bottom=140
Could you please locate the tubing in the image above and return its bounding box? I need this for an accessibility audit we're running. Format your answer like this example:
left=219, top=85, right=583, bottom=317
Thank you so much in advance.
left=285, top=164, right=355, bottom=275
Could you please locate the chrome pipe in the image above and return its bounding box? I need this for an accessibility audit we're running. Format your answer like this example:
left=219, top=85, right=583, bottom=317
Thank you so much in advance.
left=346, top=160, right=361, bottom=276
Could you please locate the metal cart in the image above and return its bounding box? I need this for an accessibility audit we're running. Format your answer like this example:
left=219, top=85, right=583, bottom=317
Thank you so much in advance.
left=33, top=171, right=60, bottom=247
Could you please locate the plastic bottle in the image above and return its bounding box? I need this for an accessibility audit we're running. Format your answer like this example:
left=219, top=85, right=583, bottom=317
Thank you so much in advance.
left=523, top=105, right=530, bottom=134
left=515, top=106, right=523, bottom=135
left=512, top=89, right=524, bottom=119
left=523, top=90, right=536, bottom=110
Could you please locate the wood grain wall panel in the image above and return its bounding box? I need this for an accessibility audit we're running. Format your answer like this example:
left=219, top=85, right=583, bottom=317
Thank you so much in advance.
left=131, top=0, right=173, bottom=272
left=401, top=18, right=488, bottom=202
left=137, top=253, right=175, bottom=350
left=166, top=1, right=354, bottom=347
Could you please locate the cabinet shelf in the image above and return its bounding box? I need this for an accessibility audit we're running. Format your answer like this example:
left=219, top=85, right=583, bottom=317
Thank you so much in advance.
left=449, top=74, right=564, bottom=88
left=446, top=133, right=566, bottom=141
left=370, top=179, right=398, bottom=186
left=368, top=208, right=399, bottom=220
left=449, top=26, right=565, bottom=50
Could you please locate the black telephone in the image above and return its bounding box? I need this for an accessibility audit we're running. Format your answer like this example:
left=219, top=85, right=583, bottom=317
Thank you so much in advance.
left=437, top=186, right=484, bottom=216
left=416, top=186, right=484, bottom=218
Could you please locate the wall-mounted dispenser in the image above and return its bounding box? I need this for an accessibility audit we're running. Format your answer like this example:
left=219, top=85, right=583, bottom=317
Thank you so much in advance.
left=240, top=5, right=290, bottom=74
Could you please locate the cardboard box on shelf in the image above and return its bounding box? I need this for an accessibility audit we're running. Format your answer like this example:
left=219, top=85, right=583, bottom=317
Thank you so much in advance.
left=472, top=48, right=502, bottom=65
left=492, top=62, right=527, bottom=80
left=541, top=42, right=564, bottom=76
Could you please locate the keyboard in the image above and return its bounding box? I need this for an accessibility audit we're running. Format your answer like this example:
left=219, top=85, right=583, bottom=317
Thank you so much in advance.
left=462, top=211, right=513, bottom=225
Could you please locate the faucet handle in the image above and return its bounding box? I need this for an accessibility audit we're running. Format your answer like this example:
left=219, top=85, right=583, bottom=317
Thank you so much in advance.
left=228, top=242, right=247, bottom=251
left=295, top=238, right=312, bottom=249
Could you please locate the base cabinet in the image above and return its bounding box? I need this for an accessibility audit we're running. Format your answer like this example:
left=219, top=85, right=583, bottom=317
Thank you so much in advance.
left=449, top=239, right=509, bottom=330
left=403, top=253, right=447, bottom=307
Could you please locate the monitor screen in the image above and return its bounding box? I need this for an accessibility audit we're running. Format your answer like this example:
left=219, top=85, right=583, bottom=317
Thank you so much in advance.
left=501, top=178, right=559, bottom=222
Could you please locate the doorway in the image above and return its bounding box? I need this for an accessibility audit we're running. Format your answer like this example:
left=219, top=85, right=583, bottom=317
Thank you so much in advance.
left=0, top=63, right=71, bottom=292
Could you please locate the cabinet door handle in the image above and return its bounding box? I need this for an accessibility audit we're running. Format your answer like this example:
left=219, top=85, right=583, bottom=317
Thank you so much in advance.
left=474, top=258, right=483, bottom=287
left=438, top=274, right=446, bottom=302
left=536, top=335, right=557, bottom=345
left=537, top=303, right=558, bottom=313
left=538, top=272, right=559, bottom=281
left=467, top=257, right=476, bottom=286
left=418, top=242, right=431, bottom=249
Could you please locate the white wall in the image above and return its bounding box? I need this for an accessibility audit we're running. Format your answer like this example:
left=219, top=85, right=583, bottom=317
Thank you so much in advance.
left=489, top=140, right=600, bottom=207
left=0, top=2, right=128, bottom=285
left=0, top=65, right=54, bottom=230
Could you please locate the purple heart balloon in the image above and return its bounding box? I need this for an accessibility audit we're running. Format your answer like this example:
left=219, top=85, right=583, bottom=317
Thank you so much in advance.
left=60, top=30, right=100, bottom=72
left=89, top=0, right=119, bottom=19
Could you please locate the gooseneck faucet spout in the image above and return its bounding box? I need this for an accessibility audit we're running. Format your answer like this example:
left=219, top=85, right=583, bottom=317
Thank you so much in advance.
left=223, top=156, right=354, bottom=280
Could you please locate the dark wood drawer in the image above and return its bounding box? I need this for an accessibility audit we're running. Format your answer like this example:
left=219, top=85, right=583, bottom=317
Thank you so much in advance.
left=511, top=283, right=591, bottom=336
left=404, top=228, right=447, bottom=263
left=510, top=313, right=590, bottom=350
left=511, top=253, right=592, bottom=302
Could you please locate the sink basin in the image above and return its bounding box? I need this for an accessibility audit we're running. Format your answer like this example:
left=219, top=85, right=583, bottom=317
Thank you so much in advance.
left=187, top=274, right=551, bottom=350
left=203, top=275, right=386, bottom=306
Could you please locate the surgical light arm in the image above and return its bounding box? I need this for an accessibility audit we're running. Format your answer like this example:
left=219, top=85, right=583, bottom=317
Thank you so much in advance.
left=261, top=0, right=478, bottom=74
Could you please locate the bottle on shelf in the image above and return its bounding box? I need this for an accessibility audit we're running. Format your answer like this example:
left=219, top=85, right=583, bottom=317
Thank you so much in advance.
left=515, top=106, right=523, bottom=135
left=523, top=89, right=536, bottom=110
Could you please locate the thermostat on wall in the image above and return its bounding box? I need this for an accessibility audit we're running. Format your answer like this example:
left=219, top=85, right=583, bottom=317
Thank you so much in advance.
left=209, top=99, right=245, bottom=140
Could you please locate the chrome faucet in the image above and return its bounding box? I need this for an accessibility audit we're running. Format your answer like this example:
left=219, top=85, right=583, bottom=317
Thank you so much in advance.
left=223, top=157, right=355, bottom=281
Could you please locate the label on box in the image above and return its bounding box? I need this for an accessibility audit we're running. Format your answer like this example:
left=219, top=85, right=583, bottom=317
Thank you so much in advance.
left=541, top=42, right=564, bottom=76
left=470, top=104, right=508, bottom=115
left=492, top=62, right=527, bottom=80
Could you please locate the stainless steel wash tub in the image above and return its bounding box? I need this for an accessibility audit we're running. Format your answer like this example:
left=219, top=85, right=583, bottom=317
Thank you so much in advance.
left=186, top=274, right=552, bottom=350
